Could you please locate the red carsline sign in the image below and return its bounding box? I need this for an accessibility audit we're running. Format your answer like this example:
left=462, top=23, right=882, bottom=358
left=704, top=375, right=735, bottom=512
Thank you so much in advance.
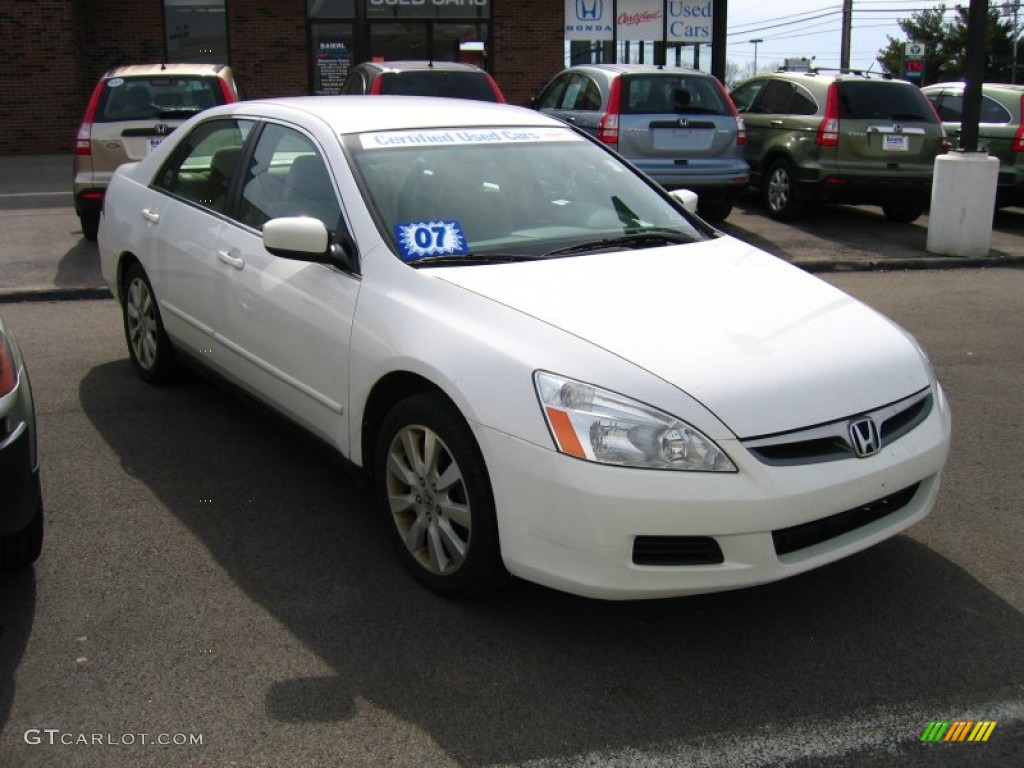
left=617, top=10, right=662, bottom=26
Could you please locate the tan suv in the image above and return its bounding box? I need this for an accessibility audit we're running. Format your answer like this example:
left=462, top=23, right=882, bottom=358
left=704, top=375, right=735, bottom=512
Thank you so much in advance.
left=74, top=63, right=241, bottom=240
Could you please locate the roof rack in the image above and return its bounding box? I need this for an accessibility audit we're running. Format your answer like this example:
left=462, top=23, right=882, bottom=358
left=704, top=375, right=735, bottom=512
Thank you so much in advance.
left=776, top=65, right=893, bottom=80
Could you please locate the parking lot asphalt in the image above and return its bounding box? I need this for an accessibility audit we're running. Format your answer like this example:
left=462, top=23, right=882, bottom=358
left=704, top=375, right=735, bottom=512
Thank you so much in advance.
left=3, top=153, right=1024, bottom=303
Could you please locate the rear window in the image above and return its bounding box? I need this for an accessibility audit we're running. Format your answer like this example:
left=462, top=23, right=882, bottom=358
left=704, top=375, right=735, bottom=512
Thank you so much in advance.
left=378, top=71, right=499, bottom=102
left=837, top=82, right=937, bottom=123
left=96, top=76, right=227, bottom=122
left=621, top=75, right=728, bottom=116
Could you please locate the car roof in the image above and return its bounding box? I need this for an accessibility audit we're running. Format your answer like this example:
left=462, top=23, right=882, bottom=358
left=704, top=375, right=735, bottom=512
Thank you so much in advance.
left=923, top=81, right=1024, bottom=92
left=214, top=95, right=562, bottom=135
left=355, top=60, right=486, bottom=74
left=764, top=68, right=909, bottom=85
left=104, top=62, right=231, bottom=78
left=567, top=63, right=706, bottom=76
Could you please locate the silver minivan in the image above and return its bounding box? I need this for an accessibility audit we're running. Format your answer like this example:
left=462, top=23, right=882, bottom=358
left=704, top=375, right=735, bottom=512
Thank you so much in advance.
left=532, top=64, right=749, bottom=221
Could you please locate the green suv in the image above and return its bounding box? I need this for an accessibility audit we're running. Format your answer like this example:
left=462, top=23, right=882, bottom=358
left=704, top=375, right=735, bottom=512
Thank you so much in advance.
left=731, top=69, right=947, bottom=222
left=921, top=82, right=1024, bottom=208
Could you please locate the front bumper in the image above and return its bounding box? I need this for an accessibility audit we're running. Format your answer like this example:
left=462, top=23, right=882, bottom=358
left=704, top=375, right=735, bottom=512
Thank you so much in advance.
left=475, top=384, right=951, bottom=600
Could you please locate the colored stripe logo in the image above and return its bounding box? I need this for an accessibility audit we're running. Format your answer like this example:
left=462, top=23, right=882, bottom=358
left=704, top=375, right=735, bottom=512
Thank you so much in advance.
left=921, top=720, right=997, bottom=742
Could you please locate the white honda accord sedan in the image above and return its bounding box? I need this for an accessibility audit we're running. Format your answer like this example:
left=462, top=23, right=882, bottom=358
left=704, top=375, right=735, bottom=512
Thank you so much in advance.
left=98, top=96, right=951, bottom=600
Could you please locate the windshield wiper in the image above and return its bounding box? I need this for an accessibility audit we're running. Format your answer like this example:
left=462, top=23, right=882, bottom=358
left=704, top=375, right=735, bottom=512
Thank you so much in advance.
left=541, top=229, right=694, bottom=258
left=407, top=252, right=541, bottom=268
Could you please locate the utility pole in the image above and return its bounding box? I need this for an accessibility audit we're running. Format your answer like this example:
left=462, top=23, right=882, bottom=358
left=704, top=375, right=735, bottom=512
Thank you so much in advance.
left=840, top=0, right=853, bottom=69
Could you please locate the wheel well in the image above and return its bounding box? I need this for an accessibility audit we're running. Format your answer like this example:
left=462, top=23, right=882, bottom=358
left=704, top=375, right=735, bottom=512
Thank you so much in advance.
left=761, top=150, right=792, bottom=177
left=360, top=372, right=454, bottom=476
left=115, top=253, right=141, bottom=300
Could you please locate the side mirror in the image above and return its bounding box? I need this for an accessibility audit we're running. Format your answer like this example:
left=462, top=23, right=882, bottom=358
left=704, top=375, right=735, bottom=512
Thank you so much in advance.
left=263, top=216, right=358, bottom=272
left=670, top=188, right=699, bottom=214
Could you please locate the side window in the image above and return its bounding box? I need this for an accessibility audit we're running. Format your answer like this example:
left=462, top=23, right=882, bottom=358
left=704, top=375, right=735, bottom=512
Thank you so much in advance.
left=980, top=95, right=1012, bottom=124
left=936, top=93, right=963, bottom=122
left=153, top=118, right=254, bottom=214
left=536, top=74, right=571, bottom=110
left=341, top=73, right=365, bottom=94
left=789, top=84, right=818, bottom=116
left=237, top=124, right=341, bottom=233
left=559, top=74, right=589, bottom=110
left=577, top=78, right=603, bottom=111
left=730, top=80, right=766, bottom=113
left=755, top=80, right=797, bottom=115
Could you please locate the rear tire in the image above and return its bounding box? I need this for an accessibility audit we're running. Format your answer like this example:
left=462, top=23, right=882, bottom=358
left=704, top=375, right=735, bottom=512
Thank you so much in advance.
left=882, top=202, right=924, bottom=224
left=79, top=211, right=100, bottom=241
left=375, top=392, right=508, bottom=598
left=762, top=159, right=803, bottom=220
left=121, top=262, right=177, bottom=384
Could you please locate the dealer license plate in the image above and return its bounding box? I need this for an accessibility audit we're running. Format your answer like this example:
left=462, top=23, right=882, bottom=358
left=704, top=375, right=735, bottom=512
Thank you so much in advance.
left=883, top=135, right=909, bottom=152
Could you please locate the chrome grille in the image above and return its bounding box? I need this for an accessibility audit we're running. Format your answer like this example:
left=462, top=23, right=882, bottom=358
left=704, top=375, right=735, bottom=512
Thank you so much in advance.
left=743, top=389, right=932, bottom=466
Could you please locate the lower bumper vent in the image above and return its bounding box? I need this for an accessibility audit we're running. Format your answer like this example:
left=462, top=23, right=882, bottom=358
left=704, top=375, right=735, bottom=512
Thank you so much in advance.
left=632, top=536, right=724, bottom=566
left=772, top=483, right=920, bottom=556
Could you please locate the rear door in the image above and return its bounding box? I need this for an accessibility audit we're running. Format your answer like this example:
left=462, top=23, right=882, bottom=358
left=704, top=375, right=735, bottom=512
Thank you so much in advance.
left=536, top=72, right=603, bottom=136
left=732, top=78, right=820, bottom=174
left=834, top=81, right=943, bottom=175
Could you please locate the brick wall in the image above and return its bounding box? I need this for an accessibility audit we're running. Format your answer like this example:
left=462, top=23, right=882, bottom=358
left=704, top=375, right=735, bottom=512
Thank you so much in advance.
left=0, top=0, right=566, bottom=155
left=227, top=0, right=308, bottom=100
left=493, top=0, right=566, bottom=106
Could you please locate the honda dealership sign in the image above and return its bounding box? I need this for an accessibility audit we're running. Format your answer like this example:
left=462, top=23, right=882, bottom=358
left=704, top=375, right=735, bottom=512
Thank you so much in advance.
left=565, top=0, right=713, bottom=43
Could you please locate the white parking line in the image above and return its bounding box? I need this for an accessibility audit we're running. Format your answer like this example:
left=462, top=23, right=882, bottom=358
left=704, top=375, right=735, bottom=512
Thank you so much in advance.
left=0, top=191, right=72, bottom=198
left=488, top=695, right=1024, bottom=767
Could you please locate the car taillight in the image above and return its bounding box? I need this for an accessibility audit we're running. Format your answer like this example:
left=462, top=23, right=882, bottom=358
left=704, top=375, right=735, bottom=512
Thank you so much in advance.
left=1014, top=94, right=1024, bottom=152
left=816, top=83, right=840, bottom=147
left=597, top=78, right=621, bottom=146
left=217, top=77, right=237, bottom=104
left=0, top=330, right=17, bottom=398
left=486, top=74, right=506, bottom=103
left=369, top=77, right=384, bottom=95
left=714, top=77, right=746, bottom=145
left=75, top=77, right=106, bottom=156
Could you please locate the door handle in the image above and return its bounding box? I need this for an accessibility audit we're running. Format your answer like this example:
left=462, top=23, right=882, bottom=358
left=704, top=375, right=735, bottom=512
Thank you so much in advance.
left=217, top=249, right=245, bottom=270
left=770, top=120, right=784, bottom=126
left=564, top=115, right=577, bottom=124
left=140, top=208, right=160, bottom=224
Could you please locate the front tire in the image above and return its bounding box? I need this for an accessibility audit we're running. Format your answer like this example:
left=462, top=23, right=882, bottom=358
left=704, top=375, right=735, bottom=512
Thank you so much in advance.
left=375, top=392, right=507, bottom=598
left=762, top=159, right=803, bottom=220
left=882, top=202, right=924, bottom=224
left=0, top=491, right=43, bottom=571
left=121, top=262, right=176, bottom=384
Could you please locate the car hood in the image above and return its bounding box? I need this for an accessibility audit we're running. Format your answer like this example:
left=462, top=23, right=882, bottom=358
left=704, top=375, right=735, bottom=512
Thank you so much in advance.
left=428, top=236, right=931, bottom=437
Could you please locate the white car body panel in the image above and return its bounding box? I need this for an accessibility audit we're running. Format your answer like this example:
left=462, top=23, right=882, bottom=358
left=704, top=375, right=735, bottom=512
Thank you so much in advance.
left=97, top=96, right=952, bottom=599
left=428, top=237, right=930, bottom=438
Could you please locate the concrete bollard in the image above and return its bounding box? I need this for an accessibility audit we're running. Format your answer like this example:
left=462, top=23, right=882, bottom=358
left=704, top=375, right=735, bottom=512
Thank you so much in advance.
left=926, top=152, right=1000, bottom=257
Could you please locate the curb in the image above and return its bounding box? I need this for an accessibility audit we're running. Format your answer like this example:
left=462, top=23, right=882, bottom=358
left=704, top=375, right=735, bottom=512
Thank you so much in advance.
left=0, top=287, right=113, bottom=304
left=789, top=255, right=1024, bottom=273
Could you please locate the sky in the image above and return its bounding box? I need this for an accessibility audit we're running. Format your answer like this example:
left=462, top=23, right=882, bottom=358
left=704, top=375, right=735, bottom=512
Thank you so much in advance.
left=723, top=0, right=960, bottom=74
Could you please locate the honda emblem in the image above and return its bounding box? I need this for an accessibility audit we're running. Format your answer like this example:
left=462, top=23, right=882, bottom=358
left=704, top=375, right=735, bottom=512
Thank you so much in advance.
left=848, top=418, right=881, bottom=457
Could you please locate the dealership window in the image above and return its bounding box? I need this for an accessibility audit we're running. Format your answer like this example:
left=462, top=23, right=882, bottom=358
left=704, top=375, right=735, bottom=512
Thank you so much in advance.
left=165, top=0, right=229, bottom=63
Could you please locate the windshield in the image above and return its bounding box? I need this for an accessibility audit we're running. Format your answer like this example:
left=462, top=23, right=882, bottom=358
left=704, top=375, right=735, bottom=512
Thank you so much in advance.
left=97, top=75, right=226, bottom=122
left=346, top=126, right=706, bottom=265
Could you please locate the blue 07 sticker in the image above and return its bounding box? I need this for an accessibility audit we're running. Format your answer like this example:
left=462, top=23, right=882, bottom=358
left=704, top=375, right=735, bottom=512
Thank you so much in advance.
left=394, top=220, right=469, bottom=262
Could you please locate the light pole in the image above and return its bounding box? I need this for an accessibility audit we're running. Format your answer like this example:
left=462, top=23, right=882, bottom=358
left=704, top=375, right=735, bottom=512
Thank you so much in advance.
left=749, top=38, right=764, bottom=73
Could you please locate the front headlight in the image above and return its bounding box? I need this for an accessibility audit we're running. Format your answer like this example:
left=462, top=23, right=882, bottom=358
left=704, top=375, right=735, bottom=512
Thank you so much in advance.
left=534, top=371, right=736, bottom=472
